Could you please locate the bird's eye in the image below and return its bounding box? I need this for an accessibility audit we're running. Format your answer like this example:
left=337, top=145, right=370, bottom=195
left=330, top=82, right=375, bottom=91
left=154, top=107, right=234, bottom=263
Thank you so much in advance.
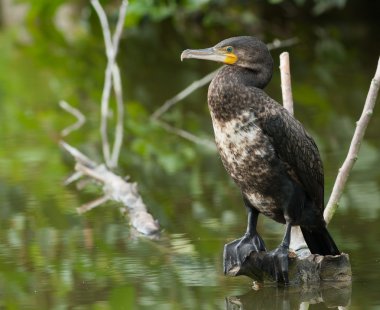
left=226, top=46, right=234, bottom=53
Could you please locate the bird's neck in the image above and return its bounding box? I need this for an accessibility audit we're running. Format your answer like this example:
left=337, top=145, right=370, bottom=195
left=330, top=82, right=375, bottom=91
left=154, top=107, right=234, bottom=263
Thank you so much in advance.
left=208, top=65, right=272, bottom=122
left=217, top=65, right=272, bottom=89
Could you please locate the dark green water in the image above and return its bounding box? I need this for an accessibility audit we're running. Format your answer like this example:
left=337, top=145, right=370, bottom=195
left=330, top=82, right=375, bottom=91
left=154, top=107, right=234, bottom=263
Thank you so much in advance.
left=0, top=2, right=380, bottom=309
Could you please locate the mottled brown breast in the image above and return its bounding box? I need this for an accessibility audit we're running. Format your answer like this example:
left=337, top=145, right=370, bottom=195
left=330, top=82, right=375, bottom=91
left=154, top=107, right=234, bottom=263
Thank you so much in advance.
left=210, top=109, right=292, bottom=222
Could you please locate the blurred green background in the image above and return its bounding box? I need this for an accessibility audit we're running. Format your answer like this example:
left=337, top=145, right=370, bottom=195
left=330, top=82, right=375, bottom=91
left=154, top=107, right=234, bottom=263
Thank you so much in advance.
left=0, top=0, right=379, bottom=309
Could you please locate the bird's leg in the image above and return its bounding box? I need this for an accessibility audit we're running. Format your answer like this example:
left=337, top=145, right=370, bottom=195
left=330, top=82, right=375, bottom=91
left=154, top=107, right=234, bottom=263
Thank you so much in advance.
left=223, top=196, right=266, bottom=274
left=268, top=222, right=292, bottom=284
left=238, top=202, right=267, bottom=253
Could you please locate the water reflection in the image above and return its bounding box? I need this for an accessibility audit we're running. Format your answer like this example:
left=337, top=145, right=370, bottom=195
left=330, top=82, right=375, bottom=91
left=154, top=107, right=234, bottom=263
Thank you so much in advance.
left=226, top=282, right=352, bottom=310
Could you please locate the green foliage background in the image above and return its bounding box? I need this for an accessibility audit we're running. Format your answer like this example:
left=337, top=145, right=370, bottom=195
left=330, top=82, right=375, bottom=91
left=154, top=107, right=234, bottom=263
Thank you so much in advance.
left=0, top=0, right=379, bottom=308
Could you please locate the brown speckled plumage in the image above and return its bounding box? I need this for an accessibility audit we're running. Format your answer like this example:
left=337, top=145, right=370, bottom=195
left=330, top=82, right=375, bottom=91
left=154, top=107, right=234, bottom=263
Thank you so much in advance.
left=182, top=36, right=340, bottom=257
left=209, top=63, right=325, bottom=227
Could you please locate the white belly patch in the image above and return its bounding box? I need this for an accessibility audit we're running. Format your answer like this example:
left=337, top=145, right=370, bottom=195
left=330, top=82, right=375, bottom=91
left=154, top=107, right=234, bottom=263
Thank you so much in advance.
left=211, top=111, right=271, bottom=181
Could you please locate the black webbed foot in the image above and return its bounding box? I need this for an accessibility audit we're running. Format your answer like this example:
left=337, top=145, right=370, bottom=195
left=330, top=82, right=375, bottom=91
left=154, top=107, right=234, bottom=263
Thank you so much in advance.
left=223, top=233, right=266, bottom=275
left=267, top=244, right=290, bottom=285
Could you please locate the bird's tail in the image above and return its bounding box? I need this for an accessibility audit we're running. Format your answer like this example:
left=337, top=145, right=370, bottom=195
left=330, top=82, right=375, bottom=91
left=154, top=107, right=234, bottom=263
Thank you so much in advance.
left=300, top=226, right=340, bottom=256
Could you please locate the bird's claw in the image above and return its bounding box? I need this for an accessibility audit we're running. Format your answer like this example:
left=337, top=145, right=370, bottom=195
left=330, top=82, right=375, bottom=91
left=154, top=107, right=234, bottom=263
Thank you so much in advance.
left=223, top=233, right=266, bottom=275
left=267, top=245, right=290, bottom=284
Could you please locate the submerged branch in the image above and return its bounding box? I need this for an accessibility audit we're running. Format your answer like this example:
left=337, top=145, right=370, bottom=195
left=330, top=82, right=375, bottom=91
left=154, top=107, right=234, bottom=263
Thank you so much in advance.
left=324, top=56, right=380, bottom=224
left=61, top=141, right=160, bottom=236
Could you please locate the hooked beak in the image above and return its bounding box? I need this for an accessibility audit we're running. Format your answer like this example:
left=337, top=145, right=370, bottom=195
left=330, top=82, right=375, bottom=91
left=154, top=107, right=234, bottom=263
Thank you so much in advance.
left=181, top=47, right=237, bottom=65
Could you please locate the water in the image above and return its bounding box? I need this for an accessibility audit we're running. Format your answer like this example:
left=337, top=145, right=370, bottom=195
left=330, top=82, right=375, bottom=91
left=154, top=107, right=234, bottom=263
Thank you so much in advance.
left=1, top=3, right=380, bottom=309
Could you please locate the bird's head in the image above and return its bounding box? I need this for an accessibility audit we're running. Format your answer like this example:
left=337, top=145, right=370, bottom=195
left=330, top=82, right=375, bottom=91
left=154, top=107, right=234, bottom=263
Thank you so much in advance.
left=181, top=36, right=273, bottom=88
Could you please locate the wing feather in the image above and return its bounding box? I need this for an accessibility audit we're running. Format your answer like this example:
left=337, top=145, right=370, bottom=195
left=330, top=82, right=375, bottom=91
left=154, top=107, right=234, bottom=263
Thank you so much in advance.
left=247, top=88, right=325, bottom=209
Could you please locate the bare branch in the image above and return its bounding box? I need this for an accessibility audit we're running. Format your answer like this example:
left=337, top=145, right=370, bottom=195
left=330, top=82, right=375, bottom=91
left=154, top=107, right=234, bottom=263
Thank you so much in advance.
left=151, top=70, right=217, bottom=120
left=91, top=0, right=128, bottom=168
left=64, top=171, right=83, bottom=186
left=324, top=56, right=380, bottom=224
left=91, top=0, right=114, bottom=166
left=109, top=0, right=128, bottom=167
left=91, top=0, right=113, bottom=57
left=62, top=142, right=160, bottom=236
left=59, top=100, right=86, bottom=136
left=60, top=141, right=97, bottom=167
left=111, top=0, right=128, bottom=55
left=110, top=64, right=124, bottom=167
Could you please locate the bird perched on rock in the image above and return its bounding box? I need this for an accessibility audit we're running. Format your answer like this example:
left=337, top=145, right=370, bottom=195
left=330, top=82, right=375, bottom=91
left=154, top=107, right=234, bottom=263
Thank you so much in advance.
left=181, top=36, right=340, bottom=284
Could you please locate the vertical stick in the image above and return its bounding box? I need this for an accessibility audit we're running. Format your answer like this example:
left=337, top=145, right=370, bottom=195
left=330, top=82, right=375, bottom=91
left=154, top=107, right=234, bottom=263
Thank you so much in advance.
left=279, top=52, right=309, bottom=254
left=280, top=52, right=294, bottom=115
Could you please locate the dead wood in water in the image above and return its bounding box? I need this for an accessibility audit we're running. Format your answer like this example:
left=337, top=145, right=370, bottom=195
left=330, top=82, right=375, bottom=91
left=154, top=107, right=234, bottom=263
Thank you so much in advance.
left=61, top=142, right=159, bottom=236
left=60, top=0, right=159, bottom=237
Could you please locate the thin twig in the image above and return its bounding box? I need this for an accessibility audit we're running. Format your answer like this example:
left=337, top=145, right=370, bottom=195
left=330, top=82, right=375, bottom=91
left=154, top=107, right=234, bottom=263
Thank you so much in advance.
left=156, top=120, right=215, bottom=149
left=324, top=57, right=380, bottom=224
left=111, top=0, right=128, bottom=55
left=151, top=71, right=217, bottom=120
left=59, top=100, right=86, bottom=136
left=91, top=0, right=113, bottom=57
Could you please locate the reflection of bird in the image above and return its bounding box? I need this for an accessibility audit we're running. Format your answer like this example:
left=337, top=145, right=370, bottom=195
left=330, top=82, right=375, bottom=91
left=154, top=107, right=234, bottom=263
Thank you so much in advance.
left=181, top=36, right=340, bottom=283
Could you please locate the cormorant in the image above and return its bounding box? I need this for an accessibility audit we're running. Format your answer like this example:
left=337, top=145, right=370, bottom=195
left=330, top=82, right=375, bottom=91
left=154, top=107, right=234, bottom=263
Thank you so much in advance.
left=181, top=36, right=340, bottom=284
